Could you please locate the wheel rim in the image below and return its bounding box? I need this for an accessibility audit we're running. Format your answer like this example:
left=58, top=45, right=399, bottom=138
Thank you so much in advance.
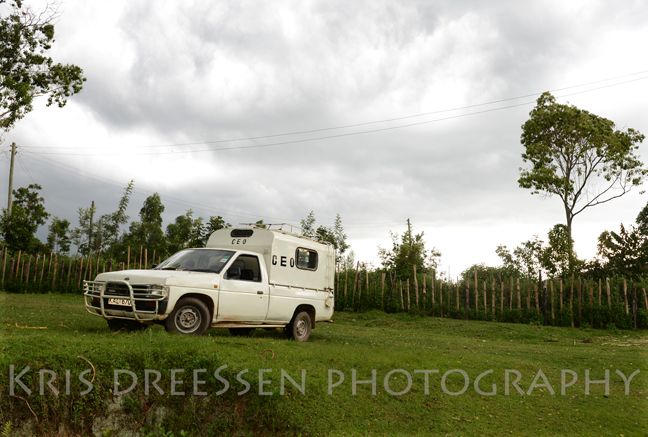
left=295, top=318, right=308, bottom=338
left=176, top=306, right=201, bottom=333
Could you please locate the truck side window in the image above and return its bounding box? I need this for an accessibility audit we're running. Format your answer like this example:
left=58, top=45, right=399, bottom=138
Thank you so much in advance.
left=227, top=255, right=261, bottom=282
left=296, top=248, right=318, bottom=270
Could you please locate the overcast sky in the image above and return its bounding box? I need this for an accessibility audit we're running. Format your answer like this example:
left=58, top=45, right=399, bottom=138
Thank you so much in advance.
left=2, top=0, right=648, bottom=277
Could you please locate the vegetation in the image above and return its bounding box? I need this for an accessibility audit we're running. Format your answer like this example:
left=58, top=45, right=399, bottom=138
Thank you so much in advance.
left=519, top=91, right=647, bottom=272
left=0, top=0, right=85, bottom=137
left=1, top=293, right=646, bottom=436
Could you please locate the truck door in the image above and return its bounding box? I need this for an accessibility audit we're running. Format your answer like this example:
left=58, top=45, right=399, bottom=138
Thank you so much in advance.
left=217, top=254, right=269, bottom=322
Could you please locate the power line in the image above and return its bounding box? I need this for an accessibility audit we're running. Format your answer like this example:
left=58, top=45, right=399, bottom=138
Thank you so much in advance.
left=18, top=70, right=648, bottom=156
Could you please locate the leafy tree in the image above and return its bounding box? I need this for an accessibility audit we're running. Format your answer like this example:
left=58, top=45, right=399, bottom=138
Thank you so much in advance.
left=519, top=92, right=647, bottom=272
left=0, top=183, right=50, bottom=253
left=300, top=211, right=316, bottom=238
left=636, top=201, right=648, bottom=235
left=166, top=210, right=204, bottom=253
left=299, top=211, right=350, bottom=263
left=377, top=228, right=441, bottom=280
left=46, top=216, right=70, bottom=254
left=101, top=180, right=134, bottom=255
left=200, top=215, right=230, bottom=245
left=125, top=193, right=166, bottom=256
left=69, top=204, right=96, bottom=255
left=597, top=224, right=648, bottom=281
left=0, top=0, right=85, bottom=138
left=539, top=224, right=576, bottom=278
left=496, top=236, right=543, bottom=281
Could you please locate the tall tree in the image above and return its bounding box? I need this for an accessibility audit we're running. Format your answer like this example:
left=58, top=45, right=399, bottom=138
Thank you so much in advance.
left=47, top=216, right=71, bottom=254
left=70, top=204, right=96, bottom=255
left=519, top=92, right=647, bottom=272
left=0, top=0, right=85, bottom=138
left=102, top=180, right=134, bottom=255
left=0, top=183, right=50, bottom=252
left=200, top=215, right=230, bottom=246
left=165, top=210, right=204, bottom=254
left=126, top=193, right=166, bottom=256
left=377, top=228, right=441, bottom=280
left=597, top=224, right=648, bottom=280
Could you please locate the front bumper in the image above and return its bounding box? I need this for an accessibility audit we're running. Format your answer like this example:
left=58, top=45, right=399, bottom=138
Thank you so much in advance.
left=83, top=280, right=168, bottom=322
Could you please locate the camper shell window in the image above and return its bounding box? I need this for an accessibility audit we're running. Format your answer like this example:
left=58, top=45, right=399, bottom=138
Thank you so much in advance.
left=296, top=248, right=318, bottom=271
left=230, top=229, right=254, bottom=238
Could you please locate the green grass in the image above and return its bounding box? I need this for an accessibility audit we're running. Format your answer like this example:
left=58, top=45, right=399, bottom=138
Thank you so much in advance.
left=1, top=292, right=647, bottom=436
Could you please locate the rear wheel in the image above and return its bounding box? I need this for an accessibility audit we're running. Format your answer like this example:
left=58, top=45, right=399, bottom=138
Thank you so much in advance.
left=107, top=319, right=148, bottom=332
left=229, top=327, right=254, bottom=337
left=286, top=311, right=312, bottom=342
left=165, top=298, right=210, bottom=335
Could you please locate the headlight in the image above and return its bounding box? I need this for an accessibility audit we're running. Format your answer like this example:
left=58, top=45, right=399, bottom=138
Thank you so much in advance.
left=150, top=284, right=169, bottom=297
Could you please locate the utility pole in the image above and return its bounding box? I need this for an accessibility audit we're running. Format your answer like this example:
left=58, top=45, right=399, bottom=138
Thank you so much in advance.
left=7, top=142, right=16, bottom=215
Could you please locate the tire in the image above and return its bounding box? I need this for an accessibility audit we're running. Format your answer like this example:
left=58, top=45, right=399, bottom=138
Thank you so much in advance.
left=229, top=328, right=254, bottom=337
left=165, top=298, right=210, bottom=335
left=107, top=319, right=148, bottom=332
left=286, top=311, right=312, bottom=342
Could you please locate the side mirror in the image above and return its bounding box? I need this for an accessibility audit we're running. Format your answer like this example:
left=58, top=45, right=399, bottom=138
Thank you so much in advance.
left=227, top=266, right=241, bottom=278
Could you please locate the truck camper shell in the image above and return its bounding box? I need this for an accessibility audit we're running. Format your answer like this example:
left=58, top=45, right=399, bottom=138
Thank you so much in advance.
left=206, top=223, right=335, bottom=292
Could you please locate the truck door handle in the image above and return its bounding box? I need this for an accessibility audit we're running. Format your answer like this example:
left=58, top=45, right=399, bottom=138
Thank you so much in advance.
left=257, top=291, right=264, bottom=295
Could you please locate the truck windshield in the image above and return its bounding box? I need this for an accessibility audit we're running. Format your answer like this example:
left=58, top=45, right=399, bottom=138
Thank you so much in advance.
left=154, top=249, right=235, bottom=273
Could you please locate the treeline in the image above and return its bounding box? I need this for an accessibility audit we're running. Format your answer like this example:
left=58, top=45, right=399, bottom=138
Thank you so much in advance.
left=0, top=182, right=236, bottom=265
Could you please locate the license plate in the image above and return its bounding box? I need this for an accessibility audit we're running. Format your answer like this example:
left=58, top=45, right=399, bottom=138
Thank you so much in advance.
left=108, top=298, right=131, bottom=307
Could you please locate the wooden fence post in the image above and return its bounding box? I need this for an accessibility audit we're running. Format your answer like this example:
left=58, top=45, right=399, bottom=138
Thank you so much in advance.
left=344, top=267, right=348, bottom=299
left=559, top=279, right=563, bottom=312
left=365, top=269, right=369, bottom=307
left=456, top=281, right=460, bottom=310
left=15, top=251, right=22, bottom=279
left=643, top=288, right=648, bottom=311
left=406, top=278, right=411, bottom=311
left=25, top=255, right=32, bottom=285
left=589, top=281, right=594, bottom=328
left=474, top=269, right=479, bottom=314
left=139, top=245, right=143, bottom=270
left=570, top=274, right=574, bottom=328
left=623, top=279, right=629, bottom=314
left=127, top=246, right=130, bottom=270
left=550, top=280, right=555, bottom=325
left=577, top=278, right=582, bottom=327
left=8, top=259, right=14, bottom=280
left=77, top=256, right=84, bottom=289
left=413, top=265, right=419, bottom=307
left=491, top=278, right=495, bottom=320
left=1, top=247, right=7, bottom=288
left=423, top=275, right=427, bottom=313
left=439, top=279, right=443, bottom=318
left=483, top=282, right=487, bottom=316
left=430, top=273, right=435, bottom=313
left=380, top=272, right=385, bottom=309
left=464, top=281, right=469, bottom=320
left=517, top=278, right=521, bottom=309
left=632, top=283, right=637, bottom=329
left=399, top=280, right=404, bottom=310
left=536, top=271, right=541, bottom=310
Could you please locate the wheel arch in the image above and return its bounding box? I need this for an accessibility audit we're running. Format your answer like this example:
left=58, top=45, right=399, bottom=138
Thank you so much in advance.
left=176, top=293, right=215, bottom=321
left=293, top=304, right=316, bottom=329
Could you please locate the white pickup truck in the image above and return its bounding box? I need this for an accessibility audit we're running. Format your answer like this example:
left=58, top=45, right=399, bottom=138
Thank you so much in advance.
left=83, top=224, right=335, bottom=341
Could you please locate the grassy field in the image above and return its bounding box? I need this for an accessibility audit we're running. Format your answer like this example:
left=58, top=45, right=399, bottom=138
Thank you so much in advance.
left=0, top=292, right=647, bottom=436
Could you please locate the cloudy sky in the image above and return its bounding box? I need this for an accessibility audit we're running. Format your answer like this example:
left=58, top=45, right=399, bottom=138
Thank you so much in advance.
left=2, top=0, right=648, bottom=277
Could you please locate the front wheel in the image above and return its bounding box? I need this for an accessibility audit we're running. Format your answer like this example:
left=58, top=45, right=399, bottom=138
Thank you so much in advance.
left=286, top=311, right=312, bottom=342
left=165, top=298, right=210, bottom=335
